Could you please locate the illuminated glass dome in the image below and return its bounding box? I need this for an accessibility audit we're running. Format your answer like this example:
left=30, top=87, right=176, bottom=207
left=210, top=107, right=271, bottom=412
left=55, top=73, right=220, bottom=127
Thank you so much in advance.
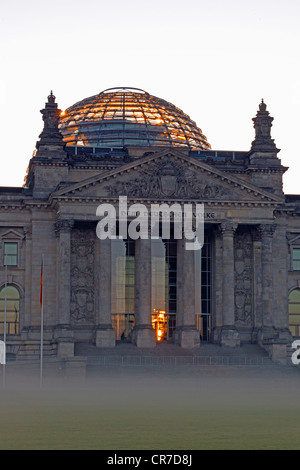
left=59, top=87, right=211, bottom=150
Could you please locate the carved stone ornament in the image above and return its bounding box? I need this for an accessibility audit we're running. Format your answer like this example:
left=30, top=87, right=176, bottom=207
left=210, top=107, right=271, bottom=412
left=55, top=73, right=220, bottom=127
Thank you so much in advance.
left=258, top=224, right=277, bottom=238
left=70, top=228, right=95, bottom=324
left=106, top=160, right=229, bottom=199
left=54, top=219, right=74, bottom=236
left=219, top=222, right=238, bottom=235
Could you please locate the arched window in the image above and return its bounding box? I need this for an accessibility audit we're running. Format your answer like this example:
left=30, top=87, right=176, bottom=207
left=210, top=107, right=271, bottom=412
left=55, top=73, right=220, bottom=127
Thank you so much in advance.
left=289, top=288, right=300, bottom=337
left=0, top=286, right=20, bottom=335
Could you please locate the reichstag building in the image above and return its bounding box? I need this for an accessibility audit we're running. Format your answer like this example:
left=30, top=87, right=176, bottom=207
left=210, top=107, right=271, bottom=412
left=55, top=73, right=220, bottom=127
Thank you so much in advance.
left=1, top=87, right=299, bottom=362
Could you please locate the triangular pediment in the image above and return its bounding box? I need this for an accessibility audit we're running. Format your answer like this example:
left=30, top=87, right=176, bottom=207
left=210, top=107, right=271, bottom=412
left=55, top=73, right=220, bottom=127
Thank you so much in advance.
left=1, top=229, right=23, bottom=240
left=51, top=149, right=283, bottom=204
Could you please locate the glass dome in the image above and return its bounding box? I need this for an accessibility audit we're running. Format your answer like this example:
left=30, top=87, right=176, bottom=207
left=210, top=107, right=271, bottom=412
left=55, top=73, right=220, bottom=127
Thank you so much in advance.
left=58, top=87, right=211, bottom=150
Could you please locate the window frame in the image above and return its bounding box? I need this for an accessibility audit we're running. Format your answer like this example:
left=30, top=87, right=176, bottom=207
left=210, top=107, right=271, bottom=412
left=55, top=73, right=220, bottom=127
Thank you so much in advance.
left=3, top=242, right=18, bottom=267
left=289, top=288, right=300, bottom=337
left=0, top=284, right=20, bottom=335
left=292, top=247, right=300, bottom=271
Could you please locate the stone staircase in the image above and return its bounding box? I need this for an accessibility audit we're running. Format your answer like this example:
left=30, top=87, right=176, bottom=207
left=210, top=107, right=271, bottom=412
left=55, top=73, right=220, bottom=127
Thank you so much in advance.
left=75, top=341, right=276, bottom=368
left=6, top=340, right=57, bottom=361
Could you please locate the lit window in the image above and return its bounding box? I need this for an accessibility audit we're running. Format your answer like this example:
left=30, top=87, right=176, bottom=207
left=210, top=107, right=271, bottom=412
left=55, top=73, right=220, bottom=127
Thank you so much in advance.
left=0, top=286, right=20, bottom=335
left=4, top=243, right=18, bottom=267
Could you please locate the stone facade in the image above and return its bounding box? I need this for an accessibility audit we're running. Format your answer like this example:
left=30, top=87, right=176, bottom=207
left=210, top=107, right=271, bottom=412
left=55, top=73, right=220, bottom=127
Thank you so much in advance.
left=0, top=92, right=299, bottom=363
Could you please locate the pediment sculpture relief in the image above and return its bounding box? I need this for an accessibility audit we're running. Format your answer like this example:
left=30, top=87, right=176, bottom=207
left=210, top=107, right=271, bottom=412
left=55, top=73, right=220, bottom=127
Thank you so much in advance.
left=106, top=160, right=229, bottom=199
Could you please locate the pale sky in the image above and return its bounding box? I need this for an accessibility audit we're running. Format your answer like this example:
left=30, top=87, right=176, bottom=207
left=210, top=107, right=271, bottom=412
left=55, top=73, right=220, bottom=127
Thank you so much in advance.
left=0, top=0, right=299, bottom=193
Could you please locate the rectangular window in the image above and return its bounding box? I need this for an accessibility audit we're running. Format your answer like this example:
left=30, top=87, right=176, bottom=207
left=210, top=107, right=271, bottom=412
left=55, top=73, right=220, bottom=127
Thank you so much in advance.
left=293, top=248, right=300, bottom=271
left=4, top=242, right=18, bottom=266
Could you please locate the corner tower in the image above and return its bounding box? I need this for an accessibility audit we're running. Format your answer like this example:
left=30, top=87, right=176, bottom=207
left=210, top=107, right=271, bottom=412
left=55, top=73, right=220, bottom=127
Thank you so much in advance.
left=25, top=92, right=69, bottom=197
left=248, top=100, right=287, bottom=195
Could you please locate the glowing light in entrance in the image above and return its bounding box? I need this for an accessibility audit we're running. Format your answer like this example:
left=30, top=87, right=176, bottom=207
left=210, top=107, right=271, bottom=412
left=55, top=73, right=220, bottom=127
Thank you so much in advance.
left=152, top=309, right=168, bottom=342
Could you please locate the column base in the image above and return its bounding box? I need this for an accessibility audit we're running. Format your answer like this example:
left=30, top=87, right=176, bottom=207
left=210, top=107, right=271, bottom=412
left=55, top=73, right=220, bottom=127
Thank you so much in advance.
left=257, top=326, right=292, bottom=345
left=257, top=327, right=292, bottom=364
left=54, top=325, right=75, bottom=357
left=21, top=325, right=53, bottom=341
left=176, top=327, right=200, bottom=349
left=220, top=327, right=240, bottom=348
left=262, top=341, right=288, bottom=364
left=95, top=326, right=116, bottom=348
left=133, top=325, right=156, bottom=348
left=57, top=340, right=75, bottom=358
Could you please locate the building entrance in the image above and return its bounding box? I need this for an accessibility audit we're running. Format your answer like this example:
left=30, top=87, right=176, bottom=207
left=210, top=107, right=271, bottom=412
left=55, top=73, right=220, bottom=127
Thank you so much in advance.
left=110, top=231, right=212, bottom=343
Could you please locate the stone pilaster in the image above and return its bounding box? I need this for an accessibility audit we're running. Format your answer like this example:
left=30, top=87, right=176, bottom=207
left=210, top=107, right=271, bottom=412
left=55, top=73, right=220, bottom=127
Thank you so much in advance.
left=258, top=224, right=276, bottom=334
left=54, top=219, right=74, bottom=357
left=251, top=227, right=263, bottom=342
left=133, top=237, right=156, bottom=348
left=257, top=223, right=291, bottom=362
left=95, top=238, right=115, bottom=347
left=175, top=238, right=200, bottom=349
left=219, top=222, right=240, bottom=347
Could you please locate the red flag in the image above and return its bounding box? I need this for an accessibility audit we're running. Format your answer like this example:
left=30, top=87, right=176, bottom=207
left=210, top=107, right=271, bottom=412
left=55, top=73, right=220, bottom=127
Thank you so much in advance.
left=40, top=257, right=44, bottom=308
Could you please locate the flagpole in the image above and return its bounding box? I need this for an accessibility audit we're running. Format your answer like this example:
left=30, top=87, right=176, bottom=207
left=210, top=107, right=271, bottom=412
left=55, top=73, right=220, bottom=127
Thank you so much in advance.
left=40, top=255, right=44, bottom=388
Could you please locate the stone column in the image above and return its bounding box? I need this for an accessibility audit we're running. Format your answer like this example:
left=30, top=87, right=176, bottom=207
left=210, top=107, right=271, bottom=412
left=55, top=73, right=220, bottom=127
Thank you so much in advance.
left=212, top=228, right=223, bottom=342
left=133, top=237, right=156, bottom=348
left=257, top=224, right=280, bottom=352
left=251, top=227, right=263, bottom=342
left=175, top=238, right=200, bottom=348
left=219, top=222, right=240, bottom=347
left=54, top=219, right=74, bottom=357
left=95, top=238, right=115, bottom=347
left=258, top=224, right=276, bottom=333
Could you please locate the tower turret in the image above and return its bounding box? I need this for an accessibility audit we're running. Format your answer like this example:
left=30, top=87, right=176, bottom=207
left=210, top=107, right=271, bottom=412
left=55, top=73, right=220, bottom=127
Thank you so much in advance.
left=35, top=91, right=66, bottom=158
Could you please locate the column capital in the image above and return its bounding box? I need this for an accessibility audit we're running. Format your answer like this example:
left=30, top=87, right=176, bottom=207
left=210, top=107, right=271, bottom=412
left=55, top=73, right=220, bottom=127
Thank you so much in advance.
left=219, top=222, right=238, bottom=235
left=258, top=224, right=276, bottom=238
left=54, top=218, right=74, bottom=236
left=251, top=226, right=262, bottom=242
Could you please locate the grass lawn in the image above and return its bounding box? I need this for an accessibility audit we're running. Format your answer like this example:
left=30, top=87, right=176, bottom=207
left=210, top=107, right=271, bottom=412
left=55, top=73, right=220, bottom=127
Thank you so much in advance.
left=0, top=365, right=300, bottom=450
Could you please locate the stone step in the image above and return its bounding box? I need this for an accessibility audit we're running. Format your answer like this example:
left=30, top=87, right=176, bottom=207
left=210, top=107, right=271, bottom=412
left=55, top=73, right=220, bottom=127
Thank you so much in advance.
left=86, top=354, right=274, bottom=367
left=76, top=341, right=275, bottom=367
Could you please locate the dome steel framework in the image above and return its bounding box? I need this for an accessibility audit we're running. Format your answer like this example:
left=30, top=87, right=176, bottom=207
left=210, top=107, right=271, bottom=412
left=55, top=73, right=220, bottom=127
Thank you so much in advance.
left=58, top=87, right=211, bottom=150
